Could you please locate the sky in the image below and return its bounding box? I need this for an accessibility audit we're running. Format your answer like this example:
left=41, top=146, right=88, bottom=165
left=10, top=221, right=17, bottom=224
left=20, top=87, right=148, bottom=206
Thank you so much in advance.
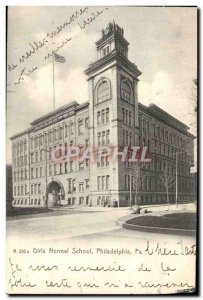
left=6, top=6, right=197, bottom=165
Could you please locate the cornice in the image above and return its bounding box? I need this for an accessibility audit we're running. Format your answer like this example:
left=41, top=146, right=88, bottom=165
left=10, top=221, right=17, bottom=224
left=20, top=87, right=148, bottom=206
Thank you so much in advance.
left=84, top=52, right=142, bottom=79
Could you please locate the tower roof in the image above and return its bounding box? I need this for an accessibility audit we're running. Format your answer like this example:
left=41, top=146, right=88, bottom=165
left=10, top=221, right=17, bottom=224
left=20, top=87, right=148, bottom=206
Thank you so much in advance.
left=95, top=21, right=129, bottom=48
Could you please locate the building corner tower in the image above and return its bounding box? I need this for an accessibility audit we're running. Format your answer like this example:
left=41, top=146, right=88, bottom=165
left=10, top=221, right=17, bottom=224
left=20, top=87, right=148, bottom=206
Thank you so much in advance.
left=84, top=21, right=142, bottom=207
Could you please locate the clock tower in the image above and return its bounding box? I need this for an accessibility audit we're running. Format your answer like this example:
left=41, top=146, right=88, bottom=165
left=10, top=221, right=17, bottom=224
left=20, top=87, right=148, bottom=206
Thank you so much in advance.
left=85, top=22, right=142, bottom=207
left=96, top=21, right=129, bottom=59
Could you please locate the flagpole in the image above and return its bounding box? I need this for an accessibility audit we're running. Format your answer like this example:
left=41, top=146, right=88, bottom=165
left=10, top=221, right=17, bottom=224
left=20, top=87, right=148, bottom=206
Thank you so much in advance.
left=52, top=53, right=55, bottom=110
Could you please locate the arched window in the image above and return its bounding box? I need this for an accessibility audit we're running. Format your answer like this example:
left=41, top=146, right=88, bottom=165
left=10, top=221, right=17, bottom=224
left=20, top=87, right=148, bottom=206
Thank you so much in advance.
left=121, top=80, right=132, bottom=102
left=96, top=79, right=111, bottom=104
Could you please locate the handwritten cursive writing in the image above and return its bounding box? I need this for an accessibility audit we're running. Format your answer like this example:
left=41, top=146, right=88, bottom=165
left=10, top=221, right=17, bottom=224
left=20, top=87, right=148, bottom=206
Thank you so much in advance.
left=8, top=7, right=89, bottom=72
left=161, top=262, right=176, bottom=272
left=78, top=8, right=107, bottom=30
left=138, top=281, right=194, bottom=289
left=44, top=37, right=72, bottom=61
left=67, top=263, right=126, bottom=272
left=13, top=66, right=38, bottom=85
left=8, top=278, right=36, bottom=291
left=145, top=241, right=196, bottom=256
left=29, top=264, right=58, bottom=271
left=9, top=258, right=22, bottom=278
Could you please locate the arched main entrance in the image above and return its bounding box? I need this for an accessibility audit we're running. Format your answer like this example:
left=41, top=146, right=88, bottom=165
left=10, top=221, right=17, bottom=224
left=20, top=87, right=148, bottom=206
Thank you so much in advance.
left=46, top=180, right=65, bottom=206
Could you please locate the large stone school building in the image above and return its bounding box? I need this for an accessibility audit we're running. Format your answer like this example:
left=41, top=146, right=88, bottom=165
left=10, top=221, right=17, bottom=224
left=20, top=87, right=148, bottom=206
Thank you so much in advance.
left=10, top=22, right=196, bottom=208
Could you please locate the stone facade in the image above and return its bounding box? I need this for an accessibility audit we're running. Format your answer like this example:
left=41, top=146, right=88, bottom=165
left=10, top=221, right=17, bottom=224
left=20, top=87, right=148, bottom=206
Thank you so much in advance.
left=10, top=22, right=196, bottom=208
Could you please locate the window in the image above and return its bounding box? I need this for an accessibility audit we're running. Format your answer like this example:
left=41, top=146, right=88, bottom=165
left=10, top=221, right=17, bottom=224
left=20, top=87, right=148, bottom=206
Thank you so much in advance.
left=64, top=124, right=68, bottom=138
left=44, top=132, right=47, bottom=144
left=31, top=185, right=33, bottom=195
left=126, top=110, right=129, bottom=124
left=97, top=159, right=100, bottom=168
left=122, top=108, right=125, bottom=122
left=53, top=129, right=57, bottom=140
left=79, top=146, right=83, bottom=157
left=73, top=179, right=76, bottom=192
left=40, top=166, right=43, bottom=177
left=78, top=120, right=83, bottom=135
left=79, top=162, right=84, bottom=171
left=65, top=162, right=68, bottom=173
left=85, top=139, right=89, bottom=147
left=102, top=176, right=105, bottom=190
left=68, top=179, right=72, bottom=193
left=129, top=132, right=132, bottom=145
left=79, top=197, right=84, bottom=205
left=40, top=150, right=43, bottom=161
left=101, top=157, right=105, bottom=167
left=35, top=137, right=39, bottom=148
left=59, top=127, right=63, bottom=140
left=129, top=111, right=132, bottom=125
left=70, top=161, right=73, bottom=172
left=126, top=131, right=129, bottom=145
left=106, top=108, right=109, bottom=122
left=98, top=132, right=101, bottom=146
left=97, top=196, right=101, bottom=205
left=86, top=159, right=89, bottom=167
left=38, top=184, right=41, bottom=194
left=79, top=183, right=84, bottom=192
left=97, top=79, right=111, bottom=103
left=97, top=176, right=101, bottom=190
left=34, top=184, right=37, bottom=195
left=31, top=153, right=34, bottom=164
left=106, top=130, right=110, bottom=144
left=121, top=81, right=131, bottom=101
left=49, top=131, right=52, bottom=142
left=85, top=118, right=89, bottom=128
left=60, top=163, right=62, bottom=174
left=70, top=122, right=74, bottom=135
left=86, top=196, right=89, bottom=205
left=101, top=110, right=105, bottom=124
left=102, top=131, right=105, bottom=145
left=106, top=175, right=110, bottom=190
left=39, top=135, right=42, bottom=146
left=86, top=179, right=90, bottom=189
left=97, top=111, right=101, bottom=125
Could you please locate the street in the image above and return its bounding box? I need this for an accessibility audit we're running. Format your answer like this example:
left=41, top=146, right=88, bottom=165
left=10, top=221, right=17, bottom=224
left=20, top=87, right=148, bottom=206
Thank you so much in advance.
left=7, top=206, right=196, bottom=244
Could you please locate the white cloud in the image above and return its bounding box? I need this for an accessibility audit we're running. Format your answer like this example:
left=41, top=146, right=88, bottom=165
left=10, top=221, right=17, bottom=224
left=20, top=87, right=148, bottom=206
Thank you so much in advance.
left=139, top=71, right=173, bottom=104
left=23, top=63, right=87, bottom=116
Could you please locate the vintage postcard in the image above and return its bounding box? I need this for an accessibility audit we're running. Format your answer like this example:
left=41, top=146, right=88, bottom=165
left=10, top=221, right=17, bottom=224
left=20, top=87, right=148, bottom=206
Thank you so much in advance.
left=6, top=6, right=198, bottom=295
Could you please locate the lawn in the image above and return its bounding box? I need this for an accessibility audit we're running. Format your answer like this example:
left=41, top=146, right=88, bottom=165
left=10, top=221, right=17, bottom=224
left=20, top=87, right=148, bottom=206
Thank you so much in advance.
left=126, top=213, right=196, bottom=230
left=6, top=206, right=99, bottom=220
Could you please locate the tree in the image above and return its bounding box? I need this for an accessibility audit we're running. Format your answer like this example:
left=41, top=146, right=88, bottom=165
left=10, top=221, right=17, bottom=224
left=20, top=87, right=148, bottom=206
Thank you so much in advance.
left=159, top=163, right=175, bottom=210
left=131, top=163, right=145, bottom=207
